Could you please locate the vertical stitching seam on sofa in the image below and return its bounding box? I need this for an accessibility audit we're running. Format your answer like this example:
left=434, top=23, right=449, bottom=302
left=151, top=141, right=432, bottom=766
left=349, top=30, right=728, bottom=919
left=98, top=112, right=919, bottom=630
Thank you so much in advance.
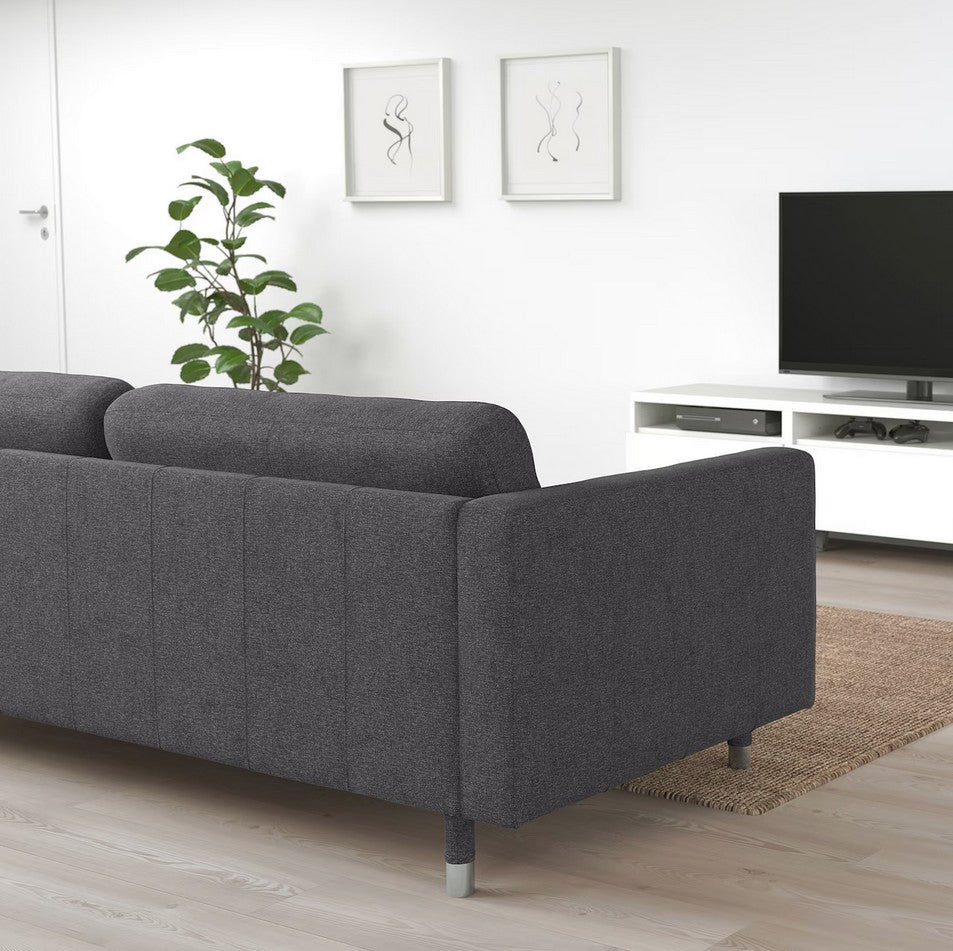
left=148, top=465, right=167, bottom=749
left=64, top=457, right=76, bottom=730
left=241, top=476, right=254, bottom=771
left=263, top=393, right=288, bottom=472
left=451, top=499, right=466, bottom=818
left=507, top=512, right=518, bottom=825
left=342, top=486, right=360, bottom=793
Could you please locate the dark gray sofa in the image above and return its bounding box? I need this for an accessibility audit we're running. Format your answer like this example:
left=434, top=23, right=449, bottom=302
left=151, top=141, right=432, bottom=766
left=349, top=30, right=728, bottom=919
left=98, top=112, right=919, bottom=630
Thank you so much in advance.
left=0, top=371, right=816, bottom=898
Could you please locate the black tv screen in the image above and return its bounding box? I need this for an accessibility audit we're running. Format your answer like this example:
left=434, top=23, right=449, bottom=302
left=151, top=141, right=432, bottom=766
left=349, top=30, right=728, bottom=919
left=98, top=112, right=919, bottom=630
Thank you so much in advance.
left=780, top=191, right=953, bottom=380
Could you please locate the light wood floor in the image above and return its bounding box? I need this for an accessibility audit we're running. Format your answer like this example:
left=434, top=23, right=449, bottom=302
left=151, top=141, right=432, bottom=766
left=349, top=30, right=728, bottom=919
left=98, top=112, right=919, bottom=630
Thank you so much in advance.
left=1, top=541, right=952, bottom=950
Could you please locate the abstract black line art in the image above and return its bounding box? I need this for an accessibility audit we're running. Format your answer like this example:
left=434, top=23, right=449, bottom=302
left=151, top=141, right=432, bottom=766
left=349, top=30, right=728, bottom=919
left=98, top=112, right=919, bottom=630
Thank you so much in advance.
left=383, top=94, right=414, bottom=166
left=535, top=83, right=583, bottom=161
left=572, top=91, right=583, bottom=151
left=535, top=82, right=561, bottom=162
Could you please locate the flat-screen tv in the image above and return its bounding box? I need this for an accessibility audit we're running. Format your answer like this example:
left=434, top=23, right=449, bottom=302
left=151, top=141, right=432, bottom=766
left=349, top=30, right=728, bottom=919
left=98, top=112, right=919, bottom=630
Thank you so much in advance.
left=779, top=191, right=953, bottom=392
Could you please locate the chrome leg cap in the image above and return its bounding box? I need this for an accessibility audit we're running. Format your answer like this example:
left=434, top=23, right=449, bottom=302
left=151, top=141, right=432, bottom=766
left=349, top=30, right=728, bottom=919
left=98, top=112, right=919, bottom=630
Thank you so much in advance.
left=446, top=861, right=475, bottom=898
left=728, top=744, right=752, bottom=770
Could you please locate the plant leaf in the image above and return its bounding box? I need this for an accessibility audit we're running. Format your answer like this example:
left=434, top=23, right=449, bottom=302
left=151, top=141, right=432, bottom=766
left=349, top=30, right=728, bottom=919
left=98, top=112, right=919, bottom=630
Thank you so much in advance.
left=214, top=347, right=249, bottom=373
left=210, top=159, right=242, bottom=177
left=180, top=359, right=211, bottom=382
left=256, top=270, right=297, bottom=292
left=215, top=260, right=232, bottom=275
left=125, top=245, right=162, bottom=263
left=274, top=359, right=307, bottom=385
left=203, top=301, right=228, bottom=326
left=288, top=302, right=323, bottom=324
left=230, top=167, right=263, bottom=197
left=226, top=314, right=268, bottom=332
left=228, top=364, right=252, bottom=385
left=154, top=268, right=196, bottom=292
left=219, top=290, right=248, bottom=314
left=168, top=196, right=202, bottom=221
left=182, top=177, right=230, bottom=206
left=176, top=138, right=226, bottom=158
left=243, top=213, right=275, bottom=228
left=235, top=202, right=275, bottom=227
left=165, top=229, right=201, bottom=261
left=171, top=343, right=211, bottom=364
left=222, top=237, right=246, bottom=250
left=236, top=212, right=273, bottom=228
left=258, top=179, right=286, bottom=198
left=258, top=309, right=287, bottom=331
left=172, top=290, right=207, bottom=316
left=200, top=237, right=221, bottom=246
left=289, top=324, right=328, bottom=346
left=235, top=253, right=267, bottom=264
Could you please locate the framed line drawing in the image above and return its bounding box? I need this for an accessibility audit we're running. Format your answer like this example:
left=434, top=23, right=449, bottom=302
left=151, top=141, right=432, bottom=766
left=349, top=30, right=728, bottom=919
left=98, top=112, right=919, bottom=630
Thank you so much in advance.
left=343, top=58, right=451, bottom=202
left=500, top=48, right=620, bottom=201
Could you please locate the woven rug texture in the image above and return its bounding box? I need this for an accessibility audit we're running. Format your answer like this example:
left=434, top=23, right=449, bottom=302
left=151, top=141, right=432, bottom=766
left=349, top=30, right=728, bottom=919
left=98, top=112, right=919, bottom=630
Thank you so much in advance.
left=620, top=605, right=953, bottom=815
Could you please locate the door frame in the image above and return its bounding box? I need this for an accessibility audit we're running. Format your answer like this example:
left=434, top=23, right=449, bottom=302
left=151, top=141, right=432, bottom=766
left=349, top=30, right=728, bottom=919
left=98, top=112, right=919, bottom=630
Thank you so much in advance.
left=47, top=0, right=67, bottom=371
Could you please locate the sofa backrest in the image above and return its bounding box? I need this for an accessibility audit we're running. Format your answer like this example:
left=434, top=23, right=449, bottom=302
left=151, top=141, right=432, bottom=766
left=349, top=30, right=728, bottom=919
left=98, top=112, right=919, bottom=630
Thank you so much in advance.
left=104, top=384, right=540, bottom=498
left=0, top=371, right=132, bottom=459
left=0, top=448, right=465, bottom=814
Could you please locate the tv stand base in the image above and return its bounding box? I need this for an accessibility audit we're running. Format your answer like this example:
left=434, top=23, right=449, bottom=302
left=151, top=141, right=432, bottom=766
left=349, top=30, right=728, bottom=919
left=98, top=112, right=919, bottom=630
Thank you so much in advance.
left=823, top=381, right=953, bottom=406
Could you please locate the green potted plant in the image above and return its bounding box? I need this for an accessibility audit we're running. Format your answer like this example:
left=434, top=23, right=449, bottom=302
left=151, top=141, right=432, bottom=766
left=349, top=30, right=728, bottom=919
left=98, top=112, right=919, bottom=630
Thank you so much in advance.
left=126, top=138, right=326, bottom=391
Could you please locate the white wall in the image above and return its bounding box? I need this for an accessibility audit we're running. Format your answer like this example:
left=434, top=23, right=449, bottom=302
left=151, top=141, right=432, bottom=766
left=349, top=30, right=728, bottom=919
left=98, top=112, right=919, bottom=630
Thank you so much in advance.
left=54, top=0, right=953, bottom=484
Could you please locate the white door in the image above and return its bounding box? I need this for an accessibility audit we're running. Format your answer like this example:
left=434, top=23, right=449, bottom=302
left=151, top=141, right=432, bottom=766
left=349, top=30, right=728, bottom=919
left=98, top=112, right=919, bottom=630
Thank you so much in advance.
left=0, top=0, right=64, bottom=372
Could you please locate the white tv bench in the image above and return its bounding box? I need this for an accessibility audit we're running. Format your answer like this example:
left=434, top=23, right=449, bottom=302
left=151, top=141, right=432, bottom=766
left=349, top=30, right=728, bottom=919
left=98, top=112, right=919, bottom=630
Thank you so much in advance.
left=627, top=384, right=953, bottom=547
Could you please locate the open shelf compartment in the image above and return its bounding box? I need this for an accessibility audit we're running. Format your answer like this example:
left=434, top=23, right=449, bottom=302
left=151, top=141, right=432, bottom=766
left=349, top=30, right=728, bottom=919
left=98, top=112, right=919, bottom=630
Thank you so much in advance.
left=792, top=411, right=953, bottom=454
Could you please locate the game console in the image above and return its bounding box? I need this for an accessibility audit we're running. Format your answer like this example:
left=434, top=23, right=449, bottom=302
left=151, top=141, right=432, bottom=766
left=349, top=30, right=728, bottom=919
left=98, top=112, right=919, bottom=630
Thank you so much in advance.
left=675, top=406, right=782, bottom=437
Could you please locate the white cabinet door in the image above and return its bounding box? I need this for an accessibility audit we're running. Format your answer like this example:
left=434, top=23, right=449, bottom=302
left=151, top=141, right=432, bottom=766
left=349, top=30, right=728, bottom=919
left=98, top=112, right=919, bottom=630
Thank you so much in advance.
left=807, top=446, right=953, bottom=544
left=0, top=0, right=64, bottom=371
left=626, top=433, right=778, bottom=471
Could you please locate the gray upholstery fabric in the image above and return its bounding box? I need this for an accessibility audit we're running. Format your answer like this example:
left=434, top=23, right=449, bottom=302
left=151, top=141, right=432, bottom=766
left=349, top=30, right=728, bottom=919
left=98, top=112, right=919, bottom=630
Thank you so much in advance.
left=0, top=371, right=131, bottom=458
left=456, top=447, right=816, bottom=827
left=67, top=459, right=157, bottom=746
left=0, top=450, right=465, bottom=814
left=0, top=421, right=815, bottom=837
left=444, top=816, right=475, bottom=864
left=104, top=384, right=539, bottom=498
left=243, top=478, right=463, bottom=811
left=0, top=451, right=72, bottom=729
left=343, top=488, right=464, bottom=810
left=151, top=467, right=250, bottom=766
left=243, top=477, right=352, bottom=788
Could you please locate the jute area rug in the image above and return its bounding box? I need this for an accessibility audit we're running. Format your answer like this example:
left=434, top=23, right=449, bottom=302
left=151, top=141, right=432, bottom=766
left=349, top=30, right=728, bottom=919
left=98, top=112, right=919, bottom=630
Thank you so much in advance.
left=621, top=606, right=953, bottom=815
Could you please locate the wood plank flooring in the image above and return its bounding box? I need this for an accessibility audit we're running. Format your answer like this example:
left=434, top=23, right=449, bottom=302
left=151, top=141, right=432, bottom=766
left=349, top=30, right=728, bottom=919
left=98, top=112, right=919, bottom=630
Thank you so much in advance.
left=0, top=540, right=951, bottom=949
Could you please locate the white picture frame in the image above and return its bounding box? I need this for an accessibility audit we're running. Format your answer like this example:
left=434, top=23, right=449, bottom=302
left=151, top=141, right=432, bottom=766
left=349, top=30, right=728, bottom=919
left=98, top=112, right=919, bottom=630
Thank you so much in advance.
left=500, top=48, right=620, bottom=201
left=343, top=58, right=451, bottom=202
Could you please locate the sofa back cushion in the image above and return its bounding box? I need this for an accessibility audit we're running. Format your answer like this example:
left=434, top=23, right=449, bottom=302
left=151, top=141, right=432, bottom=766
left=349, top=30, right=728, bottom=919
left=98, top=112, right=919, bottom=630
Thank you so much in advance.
left=0, top=371, right=132, bottom=458
left=0, top=449, right=465, bottom=813
left=104, top=384, right=539, bottom=497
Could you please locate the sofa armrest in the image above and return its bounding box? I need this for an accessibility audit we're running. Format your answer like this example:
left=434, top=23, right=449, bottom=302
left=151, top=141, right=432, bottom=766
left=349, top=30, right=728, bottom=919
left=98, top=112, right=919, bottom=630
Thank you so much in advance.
left=456, top=447, right=815, bottom=826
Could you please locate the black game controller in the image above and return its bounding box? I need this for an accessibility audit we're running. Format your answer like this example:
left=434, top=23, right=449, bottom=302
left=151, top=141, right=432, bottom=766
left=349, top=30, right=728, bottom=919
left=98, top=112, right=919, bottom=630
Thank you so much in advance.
left=834, top=417, right=887, bottom=440
left=889, top=420, right=930, bottom=444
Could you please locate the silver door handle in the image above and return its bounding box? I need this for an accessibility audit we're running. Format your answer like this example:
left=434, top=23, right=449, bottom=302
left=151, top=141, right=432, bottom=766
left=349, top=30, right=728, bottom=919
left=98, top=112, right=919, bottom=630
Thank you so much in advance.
left=19, top=205, right=49, bottom=219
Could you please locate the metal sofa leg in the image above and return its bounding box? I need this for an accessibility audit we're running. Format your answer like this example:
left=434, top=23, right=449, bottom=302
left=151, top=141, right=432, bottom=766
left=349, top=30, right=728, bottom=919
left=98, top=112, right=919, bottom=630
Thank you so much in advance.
left=728, top=733, right=753, bottom=770
left=444, top=815, right=475, bottom=898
